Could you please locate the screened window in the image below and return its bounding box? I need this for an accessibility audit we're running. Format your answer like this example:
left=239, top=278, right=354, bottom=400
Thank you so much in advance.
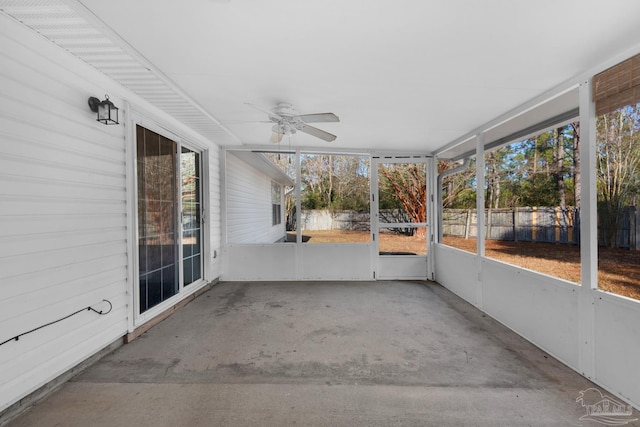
left=592, top=54, right=640, bottom=301
left=300, top=154, right=370, bottom=244
left=482, top=124, right=581, bottom=283
left=440, top=156, right=478, bottom=254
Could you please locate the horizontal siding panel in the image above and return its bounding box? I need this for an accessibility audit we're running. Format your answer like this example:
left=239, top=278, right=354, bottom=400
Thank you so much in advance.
left=0, top=279, right=126, bottom=353
left=3, top=253, right=127, bottom=301
left=0, top=175, right=125, bottom=200
left=0, top=156, right=125, bottom=189
left=0, top=314, right=127, bottom=409
left=0, top=214, right=126, bottom=237
left=0, top=29, right=103, bottom=105
left=0, top=117, right=124, bottom=162
left=0, top=113, right=125, bottom=163
left=1, top=196, right=125, bottom=216
left=0, top=265, right=126, bottom=316
left=0, top=240, right=126, bottom=280
left=0, top=69, right=96, bottom=125
left=0, top=284, right=128, bottom=351
left=0, top=300, right=128, bottom=390
left=0, top=227, right=126, bottom=258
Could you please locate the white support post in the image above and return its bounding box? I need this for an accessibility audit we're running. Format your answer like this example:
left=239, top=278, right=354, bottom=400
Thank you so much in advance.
left=295, top=148, right=303, bottom=279
left=426, top=157, right=436, bottom=280
left=370, top=156, right=380, bottom=280
left=578, top=78, right=597, bottom=379
left=123, top=101, right=136, bottom=334
left=475, top=133, right=485, bottom=309
left=219, top=147, right=228, bottom=279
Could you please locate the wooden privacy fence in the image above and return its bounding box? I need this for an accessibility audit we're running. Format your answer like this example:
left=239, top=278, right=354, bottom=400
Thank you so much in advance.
left=442, top=207, right=580, bottom=244
left=443, top=206, right=640, bottom=249
left=294, top=207, right=640, bottom=249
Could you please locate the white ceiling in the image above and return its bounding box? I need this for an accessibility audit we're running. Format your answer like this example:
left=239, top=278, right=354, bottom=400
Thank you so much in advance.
left=11, top=0, right=640, bottom=153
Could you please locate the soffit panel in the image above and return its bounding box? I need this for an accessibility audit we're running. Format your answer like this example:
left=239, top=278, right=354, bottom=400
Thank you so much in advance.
left=0, top=0, right=239, bottom=146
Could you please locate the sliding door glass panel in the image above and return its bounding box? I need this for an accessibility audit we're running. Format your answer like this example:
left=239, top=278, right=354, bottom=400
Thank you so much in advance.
left=181, top=147, right=202, bottom=286
left=137, top=126, right=179, bottom=313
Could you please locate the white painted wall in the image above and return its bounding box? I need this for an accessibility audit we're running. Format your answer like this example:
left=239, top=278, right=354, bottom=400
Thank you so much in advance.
left=0, top=13, right=222, bottom=413
left=225, top=152, right=287, bottom=244
left=0, top=15, right=128, bottom=412
left=434, top=237, right=640, bottom=410
left=222, top=243, right=372, bottom=281
left=209, top=147, right=223, bottom=277
left=301, top=244, right=371, bottom=280
left=377, top=256, right=427, bottom=280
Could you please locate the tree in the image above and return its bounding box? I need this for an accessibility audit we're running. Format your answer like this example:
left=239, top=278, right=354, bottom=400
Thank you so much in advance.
left=300, top=154, right=370, bottom=211
left=478, top=124, right=580, bottom=209
left=378, top=163, right=426, bottom=237
left=440, top=158, right=476, bottom=209
left=555, top=127, right=567, bottom=209
left=596, top=105, right=640, bottom=247
left=570, top=122, right=581, bottom=209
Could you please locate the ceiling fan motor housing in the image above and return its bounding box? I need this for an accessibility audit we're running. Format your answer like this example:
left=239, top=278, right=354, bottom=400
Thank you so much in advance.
left=270, top=103, right=305, bottom=133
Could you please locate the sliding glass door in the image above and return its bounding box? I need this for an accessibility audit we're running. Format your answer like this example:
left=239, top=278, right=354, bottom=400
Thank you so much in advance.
left=136, top=126, right=203, bottom=314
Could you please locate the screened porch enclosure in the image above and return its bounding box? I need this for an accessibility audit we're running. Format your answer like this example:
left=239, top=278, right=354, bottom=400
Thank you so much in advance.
left=3, top=1, right=640, bottom=422
left=222, top=151, right=432, bottom=281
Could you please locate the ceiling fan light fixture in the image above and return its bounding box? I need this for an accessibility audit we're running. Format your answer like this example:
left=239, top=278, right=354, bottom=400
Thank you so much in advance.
left=272, top=123, right=296, bottom=135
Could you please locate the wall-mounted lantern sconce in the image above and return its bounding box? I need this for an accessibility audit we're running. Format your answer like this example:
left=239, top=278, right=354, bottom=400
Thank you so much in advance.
left=88, top=95, right=119, bottom=125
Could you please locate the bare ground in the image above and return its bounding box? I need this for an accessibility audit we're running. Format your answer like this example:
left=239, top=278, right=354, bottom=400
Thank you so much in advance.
left=296, top=230, right=640, bottom=301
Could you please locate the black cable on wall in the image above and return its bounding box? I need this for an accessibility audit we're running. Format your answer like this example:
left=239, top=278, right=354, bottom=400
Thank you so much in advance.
left=0, top=299, right=113, bottom=347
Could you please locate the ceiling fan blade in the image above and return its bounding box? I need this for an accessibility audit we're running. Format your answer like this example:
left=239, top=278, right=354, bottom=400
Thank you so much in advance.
left=271, top=132, right=284, bottom=143
left=299, top=124, right=337, bottom=142
left=298, top=113, right=340, bottom=123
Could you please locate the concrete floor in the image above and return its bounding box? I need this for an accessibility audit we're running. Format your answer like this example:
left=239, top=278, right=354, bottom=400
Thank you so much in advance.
left=7, top=281, right=640, bottom=426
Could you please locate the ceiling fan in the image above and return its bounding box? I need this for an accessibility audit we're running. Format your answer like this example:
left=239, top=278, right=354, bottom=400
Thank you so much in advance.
left=246, top=103, right=340, bottom=143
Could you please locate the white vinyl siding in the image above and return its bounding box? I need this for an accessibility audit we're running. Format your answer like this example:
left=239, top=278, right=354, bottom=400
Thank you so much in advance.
left=0, top=16, right=128, bottom=412
left=209, top=147, right=222, bottom=277
left=0, top=13, right=223, bottom=413
left=226, top=152, right=286, bottom=243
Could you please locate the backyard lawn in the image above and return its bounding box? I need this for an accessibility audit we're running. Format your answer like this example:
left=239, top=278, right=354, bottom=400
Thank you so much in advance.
left=295, top=230, right=640, bottom=301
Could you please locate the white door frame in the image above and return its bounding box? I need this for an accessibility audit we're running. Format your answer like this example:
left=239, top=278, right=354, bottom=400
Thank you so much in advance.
left=371, top=156, right=433, bottom=280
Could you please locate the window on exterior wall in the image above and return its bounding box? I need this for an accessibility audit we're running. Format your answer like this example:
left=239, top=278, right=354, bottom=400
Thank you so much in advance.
left=593, top=54, right=640, bottom=300
left=440, top=156, right=478, bottom=254
left=264, top=152, right=296, bottom=241
left=300, top=154, right=370, bottom=244
left=271, top=181, right=282, bottom=226
left=481, top=125, right=581, bottom=283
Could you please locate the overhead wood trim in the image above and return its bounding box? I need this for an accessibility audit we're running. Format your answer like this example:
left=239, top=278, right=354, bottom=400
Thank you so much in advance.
left=593, top=53, right=640, bottom=116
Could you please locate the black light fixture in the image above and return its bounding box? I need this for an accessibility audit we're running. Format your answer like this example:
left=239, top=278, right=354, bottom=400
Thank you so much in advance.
left=88, top=94, right=119, bottom=125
